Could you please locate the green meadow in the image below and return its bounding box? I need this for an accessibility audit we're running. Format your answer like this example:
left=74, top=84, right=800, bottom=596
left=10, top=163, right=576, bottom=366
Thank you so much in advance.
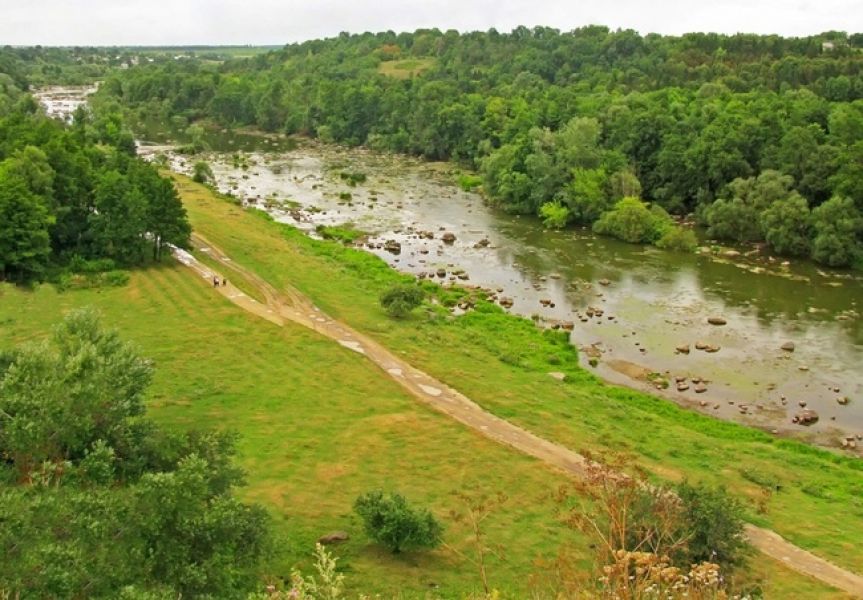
left=0, top=174, right=857, bottom=598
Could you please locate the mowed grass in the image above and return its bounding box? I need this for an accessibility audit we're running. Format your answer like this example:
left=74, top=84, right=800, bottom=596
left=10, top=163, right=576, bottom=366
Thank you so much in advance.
left=0, top=269, right=593, bottom=598
left=377, top=58, right=436, bottom=79
left=170, top=174, right=863, bottom=581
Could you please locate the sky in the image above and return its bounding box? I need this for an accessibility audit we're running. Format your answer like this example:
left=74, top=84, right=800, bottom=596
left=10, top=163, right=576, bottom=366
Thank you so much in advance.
left=2, top=0, right=861, bottom=46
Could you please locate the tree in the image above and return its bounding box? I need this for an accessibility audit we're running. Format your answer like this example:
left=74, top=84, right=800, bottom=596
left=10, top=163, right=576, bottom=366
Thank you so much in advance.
left=563, top=167, right=610, bottom=224
left=0, top=308, right=152, bottom=476
left=761, top=193, right=811, bottom=256
left=379, top=284, right=425, bottom=318
left=810, top=196, right=863, bottom=267
left=0, top=311, right=271, bottom=598
left=0, top=169, right=53, bottom=281
left=705, top=170, right=797, bottom=243
left=90, top=170, right=149, bottom=263
left=354, top=491, right=443, bottom=553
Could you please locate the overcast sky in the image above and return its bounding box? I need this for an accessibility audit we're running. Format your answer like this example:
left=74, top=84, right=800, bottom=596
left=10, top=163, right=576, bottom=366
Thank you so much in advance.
left=3, top=0, right=861, bottom=46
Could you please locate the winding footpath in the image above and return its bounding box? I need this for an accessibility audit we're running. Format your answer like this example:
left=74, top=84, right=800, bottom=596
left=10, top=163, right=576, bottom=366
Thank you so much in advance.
left=178, top=233, right=863, bottom=598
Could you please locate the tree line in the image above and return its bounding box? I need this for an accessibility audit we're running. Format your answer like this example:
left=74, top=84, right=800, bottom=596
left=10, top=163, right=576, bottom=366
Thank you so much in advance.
left=0, top=67, right=190, bottom=282
left=99, top=26, right=863, bottom=265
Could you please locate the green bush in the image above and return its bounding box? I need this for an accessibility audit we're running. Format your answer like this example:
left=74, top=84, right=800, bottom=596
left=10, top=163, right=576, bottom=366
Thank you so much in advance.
left=379, top=284, right=425, bottom=318
left=192, top=161, right=214, bottom=184
left=676, top=482, right=748, bottom=568
left=354, top=491, right=443, bottom=553
left=457, top=173, right=483, bottom=191
left=656, top=226, right=697, bottom=253
left=539, top=201, right=570, bottom=229
left=593, top=197, right=672, bottom=244
left=339, top=171, right=367, bottom=186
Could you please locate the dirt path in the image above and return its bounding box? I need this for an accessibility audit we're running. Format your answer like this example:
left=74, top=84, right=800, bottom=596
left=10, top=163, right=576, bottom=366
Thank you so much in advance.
left=179, top=233, right=863, bottom=598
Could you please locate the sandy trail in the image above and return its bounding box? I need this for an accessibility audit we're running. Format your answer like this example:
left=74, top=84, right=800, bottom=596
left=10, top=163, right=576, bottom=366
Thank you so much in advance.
left=179, top=233, right=863, bottom=597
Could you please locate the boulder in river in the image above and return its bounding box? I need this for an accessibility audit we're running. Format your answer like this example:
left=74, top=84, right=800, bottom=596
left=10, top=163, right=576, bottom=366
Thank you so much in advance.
left=441, top=232, right=457, bottom=244
left=707, top=316, right=727, bottom=326
left=780, top=341, right=795, bottom=352
left=598, top=278, right=611, bottom=286
left=383, top=240, right=402, bottom=254
left=793, top=409, right=819, bottom=426
left=837, top=396, right=850, bottom=406
left=675, top=344, right=690, bottom=354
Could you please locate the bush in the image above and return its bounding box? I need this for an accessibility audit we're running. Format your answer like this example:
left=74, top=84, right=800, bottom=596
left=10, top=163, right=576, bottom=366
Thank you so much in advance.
left=539, top=201, right=570, bottom=229
left=379, top=284, right=425, bottom=318
left=656, top=226, right=697, bottom=253
left=339, top=171, right=367, bottom=186
left=354, top=491, right=443, bottom=553
left=457, top=173, right=483, bottom=192
left=192, top=161, right=214, bottom=184
left=676, top=482, right=747, bottom=568
left=593, top=197, right=672, bottom=244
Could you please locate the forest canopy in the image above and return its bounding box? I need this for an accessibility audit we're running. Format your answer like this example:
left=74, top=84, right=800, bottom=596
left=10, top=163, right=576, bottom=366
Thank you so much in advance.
left=96, top=27, right=863, bottom=265
left=0, top=58, right=190, bottom=282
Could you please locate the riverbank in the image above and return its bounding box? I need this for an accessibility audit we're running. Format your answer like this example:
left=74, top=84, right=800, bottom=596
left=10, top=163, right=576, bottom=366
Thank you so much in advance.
left=172, top=137, right=862, bottom=444
left=171, top=173, right=863, bottom=578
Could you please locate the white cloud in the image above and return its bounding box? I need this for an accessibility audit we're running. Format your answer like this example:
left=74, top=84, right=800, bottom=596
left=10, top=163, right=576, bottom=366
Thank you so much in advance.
left=2, top=0, right=860, bottom=45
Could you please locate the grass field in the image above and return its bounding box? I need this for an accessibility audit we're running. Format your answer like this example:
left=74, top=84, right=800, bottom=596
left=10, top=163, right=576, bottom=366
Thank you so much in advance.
left=377, top=58, right=437, bottom=79
left=0, top=174, right=857, bottom=597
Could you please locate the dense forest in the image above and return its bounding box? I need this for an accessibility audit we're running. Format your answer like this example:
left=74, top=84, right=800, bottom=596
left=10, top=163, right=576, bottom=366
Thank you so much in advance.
left=98, top=27, right=863, bottom=265
left=0, top=53, right=190, bottom=282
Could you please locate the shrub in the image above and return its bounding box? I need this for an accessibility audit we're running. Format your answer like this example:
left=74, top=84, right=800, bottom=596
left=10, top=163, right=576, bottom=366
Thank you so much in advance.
left=339, top=171, right=367, bottom=186
left=656, top=226, right=697, bottom=253
left=676, top=482, right=747, bottom=568
left=379, top=284, right=425, bottom=318
left=354, top=491, right=443, bottom=553
left=457, top=173, right=483, bottom=192
left=539, top=201, right=570, bottom=229
left=593, top=197, right=672, bottom=244
left=192, top=161, right=214, bottom=184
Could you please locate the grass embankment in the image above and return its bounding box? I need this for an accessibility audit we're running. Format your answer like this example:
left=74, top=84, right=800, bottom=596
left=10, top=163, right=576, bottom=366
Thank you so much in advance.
left=0, top=268, right=579, bottom=597
left=170, top=175, right=863, bottom=577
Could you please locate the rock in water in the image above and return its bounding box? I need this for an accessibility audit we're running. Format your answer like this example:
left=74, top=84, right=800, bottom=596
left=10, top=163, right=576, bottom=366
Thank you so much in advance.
left=780, top=341, right=795, bottom=352
left=793, top=409, right=819, bottom=426
left=676, top=344, right=690, bottom=354
left=441, top=232, right=456, bottom=244
left=707, top=316, right=727, bottom=326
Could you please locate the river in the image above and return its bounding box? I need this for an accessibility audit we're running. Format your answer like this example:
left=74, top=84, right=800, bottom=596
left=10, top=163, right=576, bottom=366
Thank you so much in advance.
left=38, top=87, right=863, bottom=452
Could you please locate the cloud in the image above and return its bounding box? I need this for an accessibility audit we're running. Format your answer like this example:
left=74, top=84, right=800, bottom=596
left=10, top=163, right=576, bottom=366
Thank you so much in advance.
left=2, top=0, right=860, bottom=45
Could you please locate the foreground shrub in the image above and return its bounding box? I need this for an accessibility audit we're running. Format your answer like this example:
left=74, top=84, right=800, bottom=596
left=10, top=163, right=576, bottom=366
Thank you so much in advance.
left=379, top=284, right=425, bottom=318
left=676, top=482, right=747, bottom=568
left=354, top=490, right=443, bottom=553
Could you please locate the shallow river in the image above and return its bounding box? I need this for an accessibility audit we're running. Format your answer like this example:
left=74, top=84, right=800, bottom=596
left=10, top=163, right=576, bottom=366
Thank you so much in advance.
left=39, top=88, right=863, bottom=451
